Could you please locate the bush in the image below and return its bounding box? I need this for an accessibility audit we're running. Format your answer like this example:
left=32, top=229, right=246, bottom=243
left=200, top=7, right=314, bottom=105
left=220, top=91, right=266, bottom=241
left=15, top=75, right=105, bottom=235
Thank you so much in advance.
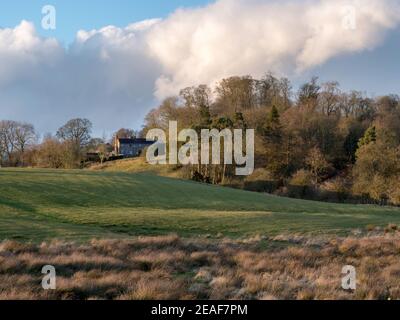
left=290, top=169, right=313, bottom=187
left=243, top=169, right=281, bottom=193
left=388, top=181, right=400, bottom=206
left=320, top=177, right=349, bottom=202
left=287, top=170, right=315, bottom=198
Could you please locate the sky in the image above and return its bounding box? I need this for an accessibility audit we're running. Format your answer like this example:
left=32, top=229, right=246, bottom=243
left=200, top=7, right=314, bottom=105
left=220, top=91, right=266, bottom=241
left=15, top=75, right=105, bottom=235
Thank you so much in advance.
left=0, top=1, right=213, bottom=44
left=0, top=0, right=399, bottom=137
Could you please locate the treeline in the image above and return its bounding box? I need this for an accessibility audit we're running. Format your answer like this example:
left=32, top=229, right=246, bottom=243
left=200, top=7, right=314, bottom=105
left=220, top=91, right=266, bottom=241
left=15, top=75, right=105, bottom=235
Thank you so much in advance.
left=0, top=118, right=116, bottom=169
left=0, top=121, right=37, bottom=166
left=142, top=74, right=400, bottom=205
left=2, top=73, right=399, bottom=205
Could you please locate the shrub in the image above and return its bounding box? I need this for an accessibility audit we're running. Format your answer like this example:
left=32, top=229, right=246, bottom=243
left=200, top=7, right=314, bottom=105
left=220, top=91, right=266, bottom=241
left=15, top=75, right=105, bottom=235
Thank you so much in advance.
left=288, top=170, right=314, bottom=198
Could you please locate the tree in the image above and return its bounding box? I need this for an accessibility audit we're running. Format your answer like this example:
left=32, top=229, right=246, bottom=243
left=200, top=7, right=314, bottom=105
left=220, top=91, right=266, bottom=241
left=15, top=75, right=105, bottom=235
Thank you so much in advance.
left=298, top=77, right=320, bottom=109
left=353, top=140, right=400, bottom=204
left=14, top=123, right=37, bottom=165
left=374, top=95, right=400, bottom=144
left=342, top=119, right=366, bottom=162
left=0, top=120, right=36, bottom=166
left=0, top=120, right=17, bottom=164
left=180, top=85, right=211, bottom=109
left=215, top=76, right=256, bottom=113
left=212, top=117, right=234, bottom=184
left=260, top=106, right=286, bottom=179
left=140, top=72, right=400, bottom=205
left=264, top=106, right=281, bottom=140
left=234, top=112, right=247, bottom=130
left=56, top=118, right=92, bottom=167
left=114, top=128, right=136, bottom=140
left=97, top=144, right=109, bottom=164
left=86, top=138, right=105, bottom=151
left=318, top=81, right=340, bottom=116
left=35, top=136, right=65, bottom=168
left=358, top=126, right=377, bottom=149
left=306, top=147, right=331, bottom=184
left=255, top=73, right=292, bottom=110
left=56, top=118, right=92, bottom=147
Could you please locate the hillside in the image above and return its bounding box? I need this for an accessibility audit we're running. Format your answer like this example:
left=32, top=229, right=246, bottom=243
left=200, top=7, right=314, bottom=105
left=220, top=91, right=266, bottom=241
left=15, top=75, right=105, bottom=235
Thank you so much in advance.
left=0, top=168, right=400, bottom=242
left=89, top=157, right=182, bottom=177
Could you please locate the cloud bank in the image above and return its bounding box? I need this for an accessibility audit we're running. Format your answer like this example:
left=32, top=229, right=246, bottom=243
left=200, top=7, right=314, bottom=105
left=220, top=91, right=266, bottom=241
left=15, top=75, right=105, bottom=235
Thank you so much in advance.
left=148, top=0, right=400, bottom=97
left=0, top=0, right=399, bottom=134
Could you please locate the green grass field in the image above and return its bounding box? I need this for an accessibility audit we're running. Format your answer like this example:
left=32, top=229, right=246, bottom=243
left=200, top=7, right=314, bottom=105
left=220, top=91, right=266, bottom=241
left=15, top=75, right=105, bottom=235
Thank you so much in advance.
left=1, top=168, right=400, bottom=242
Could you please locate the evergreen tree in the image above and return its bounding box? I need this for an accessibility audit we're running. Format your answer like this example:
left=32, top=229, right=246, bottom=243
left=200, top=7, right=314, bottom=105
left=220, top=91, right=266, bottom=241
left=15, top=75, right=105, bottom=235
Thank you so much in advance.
left=234, top=112, right=247, bottom=129
left=199, top=105, right=212, bottom=128
left=263, top=105, right=282, bottom=143
left=262, top=106, right=286, bottom=179
left=268, top=105, right=280, bottom=124
left=358, top=126, right=377, bottom=149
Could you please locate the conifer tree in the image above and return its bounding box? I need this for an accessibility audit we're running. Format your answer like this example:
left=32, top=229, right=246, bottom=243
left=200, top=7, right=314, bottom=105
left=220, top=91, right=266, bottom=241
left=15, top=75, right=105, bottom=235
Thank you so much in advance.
left=358, top=126, right=377, bottom=149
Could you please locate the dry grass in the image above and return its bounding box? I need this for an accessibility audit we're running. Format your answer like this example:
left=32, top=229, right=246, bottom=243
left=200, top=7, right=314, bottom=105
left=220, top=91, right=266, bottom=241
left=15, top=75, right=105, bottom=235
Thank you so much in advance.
left=1, top=233, right=400, bottom=300
left=89, top=157, right=183, bottom=178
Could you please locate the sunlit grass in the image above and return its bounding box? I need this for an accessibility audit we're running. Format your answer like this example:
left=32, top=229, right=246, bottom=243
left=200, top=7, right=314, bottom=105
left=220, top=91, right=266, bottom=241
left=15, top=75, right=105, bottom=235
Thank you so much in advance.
left=0, top=168, right=399, bottom=242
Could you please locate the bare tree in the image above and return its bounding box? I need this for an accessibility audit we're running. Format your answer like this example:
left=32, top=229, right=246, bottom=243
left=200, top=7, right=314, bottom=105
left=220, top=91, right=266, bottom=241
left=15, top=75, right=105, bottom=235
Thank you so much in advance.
left=114, top=128, right=136, bottom=139
left=14, top=123, right=37, bottom=165
left=56, top=118, right=92, bottom=167
left=298, top=77, right=320, bottom=110
left=0, top=121, right=15, bottom=160
left=180, top=85, right=212, bottom=109
left=215, top=76, right=256, bottom=113
left=319, top=81, right=340, bottom=116
left=56, top=118, right=92, bottom=147
left=0, top=120, right=37, bottom=166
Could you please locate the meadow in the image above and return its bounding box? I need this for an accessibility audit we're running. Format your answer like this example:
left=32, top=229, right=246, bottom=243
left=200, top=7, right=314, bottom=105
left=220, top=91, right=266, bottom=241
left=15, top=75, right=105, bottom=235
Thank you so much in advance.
left=1, top=234, right=400, bottom=300
left=1, top=168, right=400, bottom=242
left=1, top=168, right=400, bottom=300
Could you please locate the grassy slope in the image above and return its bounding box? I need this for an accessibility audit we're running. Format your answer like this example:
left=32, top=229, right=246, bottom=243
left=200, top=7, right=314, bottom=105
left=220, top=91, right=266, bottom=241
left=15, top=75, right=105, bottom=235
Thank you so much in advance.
left=1, top=168, right=400, bottom=242
left=89, top=157, right=182, bottom=177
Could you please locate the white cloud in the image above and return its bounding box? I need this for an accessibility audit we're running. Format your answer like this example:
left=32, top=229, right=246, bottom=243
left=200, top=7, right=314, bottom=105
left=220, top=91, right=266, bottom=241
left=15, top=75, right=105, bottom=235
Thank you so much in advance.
left=0, top=0, right=399, bottom=134
left=147, top=0, right=400, bottom=98
left=0, top=20, right=63, bottom=86
left=0, top=20, right=160, bottom=134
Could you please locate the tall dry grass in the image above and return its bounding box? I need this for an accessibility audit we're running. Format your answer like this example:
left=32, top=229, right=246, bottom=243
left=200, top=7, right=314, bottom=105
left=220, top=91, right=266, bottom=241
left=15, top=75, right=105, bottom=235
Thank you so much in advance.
left=1, top=232, right=400, bottom=300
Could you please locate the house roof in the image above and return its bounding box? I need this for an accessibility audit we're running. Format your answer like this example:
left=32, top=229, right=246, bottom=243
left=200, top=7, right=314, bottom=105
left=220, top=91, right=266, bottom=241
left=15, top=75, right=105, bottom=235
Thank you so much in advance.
left=118, top=138, right=154, bottom=145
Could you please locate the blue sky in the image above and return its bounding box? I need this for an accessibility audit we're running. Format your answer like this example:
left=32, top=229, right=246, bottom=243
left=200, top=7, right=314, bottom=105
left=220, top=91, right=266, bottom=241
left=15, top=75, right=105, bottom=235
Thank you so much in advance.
left=307, top=28, right=400, bottom=97
left=0, top=0, right=399, bottom=135
left=0, top=0, right=212, bottom=44
left=1, top=0, right=398, bottom=94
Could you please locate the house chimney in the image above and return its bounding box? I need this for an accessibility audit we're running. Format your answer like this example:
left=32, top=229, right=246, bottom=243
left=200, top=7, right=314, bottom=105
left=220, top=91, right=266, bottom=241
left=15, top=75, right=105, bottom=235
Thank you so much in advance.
left=114, top=135, right=119, bottom=155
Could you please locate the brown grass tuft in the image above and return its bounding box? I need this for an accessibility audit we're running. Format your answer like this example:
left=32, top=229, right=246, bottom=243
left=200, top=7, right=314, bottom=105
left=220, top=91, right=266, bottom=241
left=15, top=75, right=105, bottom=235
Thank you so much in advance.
left=1, top=233, right=400, bottom=300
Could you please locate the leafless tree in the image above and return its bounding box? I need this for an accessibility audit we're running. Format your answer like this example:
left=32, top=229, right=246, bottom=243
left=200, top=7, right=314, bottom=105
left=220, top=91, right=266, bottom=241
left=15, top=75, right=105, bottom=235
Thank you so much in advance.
left=0, top=120, right=37, bottom=166
left=14, top=123, right=37, bottom=165
left=56, top=118, right=92, bottom=147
